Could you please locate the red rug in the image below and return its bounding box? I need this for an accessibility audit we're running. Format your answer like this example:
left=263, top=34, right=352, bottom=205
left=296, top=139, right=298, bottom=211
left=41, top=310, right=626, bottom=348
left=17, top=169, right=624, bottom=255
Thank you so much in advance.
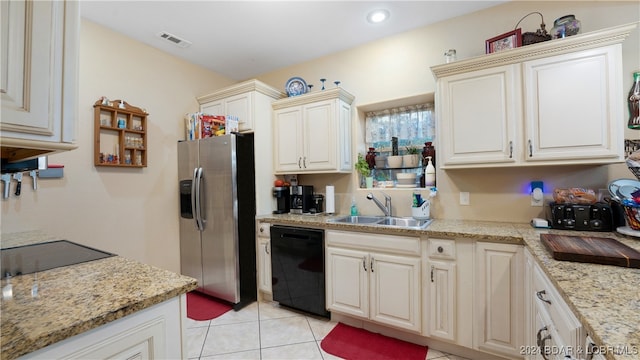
left=186, top=291, right=233, bottom=321
left=321, top=323, right=428, bottom=360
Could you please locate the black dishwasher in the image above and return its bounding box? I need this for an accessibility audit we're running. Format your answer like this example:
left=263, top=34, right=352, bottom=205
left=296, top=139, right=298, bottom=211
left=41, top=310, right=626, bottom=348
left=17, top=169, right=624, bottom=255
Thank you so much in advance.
left=270, top=225, right=329, bottom=318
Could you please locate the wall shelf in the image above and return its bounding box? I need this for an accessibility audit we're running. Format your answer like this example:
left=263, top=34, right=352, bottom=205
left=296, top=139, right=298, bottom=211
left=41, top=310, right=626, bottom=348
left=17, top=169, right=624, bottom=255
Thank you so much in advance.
left=93, top=99, right=148, bottom=168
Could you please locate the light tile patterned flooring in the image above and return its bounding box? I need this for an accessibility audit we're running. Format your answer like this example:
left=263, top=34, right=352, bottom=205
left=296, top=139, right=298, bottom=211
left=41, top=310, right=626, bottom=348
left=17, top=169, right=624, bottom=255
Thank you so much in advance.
left=186, top=301, right=469, bottom=360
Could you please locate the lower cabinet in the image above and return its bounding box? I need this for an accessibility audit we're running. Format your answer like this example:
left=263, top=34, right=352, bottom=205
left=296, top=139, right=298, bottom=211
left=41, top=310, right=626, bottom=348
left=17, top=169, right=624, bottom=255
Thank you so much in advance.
left=22, top=295, right=186, bottom=359
left=325, top=230, right=422, bottom=332
left=256, top=222, right=272, bottom=295
left=525, top=248, right=585, bottom=360
left=426, top=238, right=458, bottom=342
left=474, top=241, right=525, bottom=358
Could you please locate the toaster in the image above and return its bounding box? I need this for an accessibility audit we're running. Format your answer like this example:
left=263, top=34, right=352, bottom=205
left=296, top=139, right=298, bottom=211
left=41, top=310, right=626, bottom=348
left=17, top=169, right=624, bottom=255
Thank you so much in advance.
left=548, top=202, right=613, bottom=231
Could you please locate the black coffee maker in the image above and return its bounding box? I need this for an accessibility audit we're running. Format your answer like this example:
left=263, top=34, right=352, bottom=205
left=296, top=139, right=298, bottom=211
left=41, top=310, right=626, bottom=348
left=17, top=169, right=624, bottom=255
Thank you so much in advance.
left=272, top=186, right=290, bottom=214
left=290, top=185, right=314, bottom=214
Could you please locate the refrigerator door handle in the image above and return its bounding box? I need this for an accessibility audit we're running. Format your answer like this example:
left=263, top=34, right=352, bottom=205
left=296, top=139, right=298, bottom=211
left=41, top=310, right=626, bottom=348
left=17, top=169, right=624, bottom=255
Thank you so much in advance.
left=193, top=167, right=204, bottom=231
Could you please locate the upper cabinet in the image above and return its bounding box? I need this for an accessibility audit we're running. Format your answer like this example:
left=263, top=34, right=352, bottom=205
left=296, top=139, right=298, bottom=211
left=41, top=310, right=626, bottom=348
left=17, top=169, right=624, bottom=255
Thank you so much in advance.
left=197, top=79, right=284, bottom=133
left=0, top=0, right=80, bottom=162
left=432, top=23, right=636, bottom=169
left=272, top=88, right=354, bottom=174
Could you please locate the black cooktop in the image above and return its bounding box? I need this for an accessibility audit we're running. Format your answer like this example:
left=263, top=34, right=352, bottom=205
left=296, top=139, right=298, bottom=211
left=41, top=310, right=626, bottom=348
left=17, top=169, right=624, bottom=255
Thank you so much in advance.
left=1, top=240, right=115, bottom=279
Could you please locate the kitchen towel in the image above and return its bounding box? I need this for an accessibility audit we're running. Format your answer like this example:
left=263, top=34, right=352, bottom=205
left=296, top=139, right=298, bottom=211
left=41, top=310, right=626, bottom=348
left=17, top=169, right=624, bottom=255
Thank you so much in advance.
left=321, top=322, right=428, bottom=360
left=186, top=291, right=232, bottom=321
left=325, top=185, right=335, bottom=214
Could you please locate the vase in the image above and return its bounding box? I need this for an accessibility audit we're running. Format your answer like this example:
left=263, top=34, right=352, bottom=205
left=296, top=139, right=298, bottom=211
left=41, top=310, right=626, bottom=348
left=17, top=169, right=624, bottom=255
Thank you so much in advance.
left=402, top=154, right=419, bottom=168
left=366, top=177, right=374, bottom=189
left=422, top=142, right=435, bottom=167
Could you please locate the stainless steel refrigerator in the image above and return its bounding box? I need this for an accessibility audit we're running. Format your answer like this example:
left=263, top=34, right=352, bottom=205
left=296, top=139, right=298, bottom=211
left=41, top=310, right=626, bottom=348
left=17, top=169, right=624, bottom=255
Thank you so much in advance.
left=178, top=133, right=256, bottom=310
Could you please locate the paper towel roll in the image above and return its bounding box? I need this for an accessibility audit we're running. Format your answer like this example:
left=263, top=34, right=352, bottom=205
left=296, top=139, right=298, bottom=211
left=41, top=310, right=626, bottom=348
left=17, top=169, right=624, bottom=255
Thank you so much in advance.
left=325, top=185, right=335, bottom=214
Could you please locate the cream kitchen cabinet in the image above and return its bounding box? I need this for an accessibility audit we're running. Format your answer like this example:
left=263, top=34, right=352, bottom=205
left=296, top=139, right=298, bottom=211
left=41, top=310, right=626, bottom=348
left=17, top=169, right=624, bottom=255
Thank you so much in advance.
left=256, top=222, right=272, bottom=297
left=22, top=296, right=186, bottom=359
left=524, top=248, right=585, bottom=360
left=272, top=88, right=354, bottom=174
left=426, top=238, right=457, bottom=342
left=432, top=23, right=635, bottom=169
left=0, top=0, right=80, bottom=162
left=474, top=241, right=524, bottom=358
left=325, top=230, right=421, bottom=332
left=197, top=79, right=283, bottom=133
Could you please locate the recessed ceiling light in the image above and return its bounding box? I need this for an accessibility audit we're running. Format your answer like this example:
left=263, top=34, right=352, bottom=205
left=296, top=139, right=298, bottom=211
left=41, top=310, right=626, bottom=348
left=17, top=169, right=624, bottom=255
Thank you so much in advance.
left=367, top=9, right=390, bottom=24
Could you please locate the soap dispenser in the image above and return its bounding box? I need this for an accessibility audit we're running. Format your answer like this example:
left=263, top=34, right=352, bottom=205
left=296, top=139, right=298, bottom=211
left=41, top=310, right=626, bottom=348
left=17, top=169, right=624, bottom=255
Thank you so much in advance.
left=350, top=196, right=359, bottom=216
left=424, top=156, right=436, bottom=186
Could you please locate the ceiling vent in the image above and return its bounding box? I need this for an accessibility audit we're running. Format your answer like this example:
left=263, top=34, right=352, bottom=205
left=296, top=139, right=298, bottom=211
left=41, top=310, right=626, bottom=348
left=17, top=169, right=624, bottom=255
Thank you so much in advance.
left=156, top=31, right=192, bottom=48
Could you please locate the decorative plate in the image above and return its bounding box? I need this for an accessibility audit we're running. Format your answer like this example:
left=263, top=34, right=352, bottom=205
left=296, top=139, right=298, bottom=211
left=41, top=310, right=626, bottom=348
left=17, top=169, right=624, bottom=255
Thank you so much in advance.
left=285, top=77, right=307, bottom=97
left=608, top=179, right=640, bottom=202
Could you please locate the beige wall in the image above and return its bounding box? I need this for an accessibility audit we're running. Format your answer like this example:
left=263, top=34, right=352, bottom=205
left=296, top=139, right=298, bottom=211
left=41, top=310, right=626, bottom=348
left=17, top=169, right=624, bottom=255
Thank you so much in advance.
left=1, top=20, right=233, bottom=272
left=2, top=2, right=639, bottom=272
left=258, top=1, right=640, bottom=222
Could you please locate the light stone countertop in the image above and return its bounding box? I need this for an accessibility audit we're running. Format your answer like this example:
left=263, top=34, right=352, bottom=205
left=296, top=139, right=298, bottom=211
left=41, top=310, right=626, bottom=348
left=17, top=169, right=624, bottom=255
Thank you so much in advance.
left=258, top=214, right=640, bottom=360
left=0, top=231, right=198, bottom=360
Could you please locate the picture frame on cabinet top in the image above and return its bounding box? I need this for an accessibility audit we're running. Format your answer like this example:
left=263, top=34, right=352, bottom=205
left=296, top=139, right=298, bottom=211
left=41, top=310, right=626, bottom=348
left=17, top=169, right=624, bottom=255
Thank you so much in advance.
left=486, top=28, right=522, bottom=54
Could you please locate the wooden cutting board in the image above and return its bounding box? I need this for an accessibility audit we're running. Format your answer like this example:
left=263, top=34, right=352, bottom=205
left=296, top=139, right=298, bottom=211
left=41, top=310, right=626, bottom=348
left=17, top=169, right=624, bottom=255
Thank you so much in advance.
left=540, top=234, right=640, bottom=268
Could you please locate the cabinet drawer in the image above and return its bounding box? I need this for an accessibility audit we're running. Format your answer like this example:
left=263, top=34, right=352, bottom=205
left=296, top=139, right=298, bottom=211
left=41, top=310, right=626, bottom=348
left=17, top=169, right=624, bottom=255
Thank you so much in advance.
left=257, top=222, right=271, bottom=238
left=326, top=230, right=420, bottom=256
left=532, top=265, right=582, bottom=352
left=428, top=238, right=456, bottom=259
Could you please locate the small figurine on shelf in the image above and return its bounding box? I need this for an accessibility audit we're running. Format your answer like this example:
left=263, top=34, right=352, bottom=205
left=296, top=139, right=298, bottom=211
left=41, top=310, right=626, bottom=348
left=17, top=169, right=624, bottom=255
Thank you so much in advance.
left=365, top=147, right=376, bottom=169
left=118, top=100, right=125, bottom=109
left=320, top=78, right=326, bottom=90
left=100, top=96, right=109, bottom=106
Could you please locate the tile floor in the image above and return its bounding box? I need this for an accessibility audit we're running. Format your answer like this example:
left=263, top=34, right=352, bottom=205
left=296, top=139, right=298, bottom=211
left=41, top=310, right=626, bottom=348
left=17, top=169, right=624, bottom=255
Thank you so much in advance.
left=185, top=301, right=469, bottom=360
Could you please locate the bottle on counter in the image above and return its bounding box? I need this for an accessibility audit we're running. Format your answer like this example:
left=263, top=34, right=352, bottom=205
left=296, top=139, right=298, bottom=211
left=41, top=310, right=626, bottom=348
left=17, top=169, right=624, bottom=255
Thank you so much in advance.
left=350, top=196, right=359, bottom=216
left=628, top=71, right=640, bottom=129
left=424, top=156, right=436, bottom=186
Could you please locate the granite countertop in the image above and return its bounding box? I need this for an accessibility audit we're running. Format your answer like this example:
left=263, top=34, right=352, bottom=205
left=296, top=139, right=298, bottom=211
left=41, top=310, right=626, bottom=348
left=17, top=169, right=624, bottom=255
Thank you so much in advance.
left=0, top=231, right=198, bottom=360
left=258, top=214, right=640, bottom=360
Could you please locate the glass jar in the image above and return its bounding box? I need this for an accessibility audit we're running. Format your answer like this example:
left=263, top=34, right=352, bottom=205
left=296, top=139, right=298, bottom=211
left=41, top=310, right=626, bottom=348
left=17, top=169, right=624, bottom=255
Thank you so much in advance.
left=551, top=15, right=581, bottom=39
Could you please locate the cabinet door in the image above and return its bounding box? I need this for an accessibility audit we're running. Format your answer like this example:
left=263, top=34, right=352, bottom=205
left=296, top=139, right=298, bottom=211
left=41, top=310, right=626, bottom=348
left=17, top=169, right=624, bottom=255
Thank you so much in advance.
left=428, top=260, right=456, bottom=341
left=437, top=64, right=521, bottom=167
left=257, top=237, right=272, bottom=294
left=303, top=100, right=335, bottom=171
left=370, top=253, right=421, bottom=332
left=200, top=100, right=223, bottom=117
left=474, top=242, right=524, bottom=357
left=225, top=92, right=253, bottom=131
left=523, top=45, right=623, bottom=162
left=273, top=107, right=304, bottom=173
left=1, top=0, right=78, bottom=144
left=325, top=247, right=369, bottom=319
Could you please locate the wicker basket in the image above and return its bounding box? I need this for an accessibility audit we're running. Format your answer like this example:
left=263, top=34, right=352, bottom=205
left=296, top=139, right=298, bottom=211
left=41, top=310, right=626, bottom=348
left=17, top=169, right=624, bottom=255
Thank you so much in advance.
left=623, top=204, right=640, bottom=230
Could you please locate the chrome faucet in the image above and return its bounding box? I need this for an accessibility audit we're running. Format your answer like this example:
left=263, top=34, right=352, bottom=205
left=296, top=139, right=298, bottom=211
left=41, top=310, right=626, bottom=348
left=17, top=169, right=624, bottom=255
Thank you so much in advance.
left=367, top=192, right=392, bottom=217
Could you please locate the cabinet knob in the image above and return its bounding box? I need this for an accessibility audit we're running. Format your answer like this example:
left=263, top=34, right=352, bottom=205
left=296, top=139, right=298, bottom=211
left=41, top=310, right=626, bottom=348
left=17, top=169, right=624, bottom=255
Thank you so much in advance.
left=259, top=226, right=264, bottom=233
left=437, top=246, right=444, bottom=253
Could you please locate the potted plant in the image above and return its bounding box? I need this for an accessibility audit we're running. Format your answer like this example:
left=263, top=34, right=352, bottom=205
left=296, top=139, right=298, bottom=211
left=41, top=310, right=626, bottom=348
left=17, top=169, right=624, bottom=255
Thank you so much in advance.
left=403, top=145, right=420, bottom=168
left=355, top=153, right=373, bottom=188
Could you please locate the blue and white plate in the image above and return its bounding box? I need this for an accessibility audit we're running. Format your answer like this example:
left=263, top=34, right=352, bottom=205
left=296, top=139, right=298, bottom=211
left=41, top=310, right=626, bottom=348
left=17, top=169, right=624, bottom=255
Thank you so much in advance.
left=285, top=77, right=307, bottom=97
left=608, top=178, right=640, bottom=202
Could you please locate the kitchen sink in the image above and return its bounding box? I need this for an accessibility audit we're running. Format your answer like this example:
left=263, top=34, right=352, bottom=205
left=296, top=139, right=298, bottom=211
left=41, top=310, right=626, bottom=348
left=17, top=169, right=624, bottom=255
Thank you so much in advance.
left=328, top=215, right=432, bottom=230
left=328, top=216, right=383, bottom=224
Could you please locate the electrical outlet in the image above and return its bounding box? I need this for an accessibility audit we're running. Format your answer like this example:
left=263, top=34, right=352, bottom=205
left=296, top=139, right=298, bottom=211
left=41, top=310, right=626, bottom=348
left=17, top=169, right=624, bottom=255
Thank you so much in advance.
left=531, top=181, right=544, bottom=207
left=460, top=192, right=470, bottom=205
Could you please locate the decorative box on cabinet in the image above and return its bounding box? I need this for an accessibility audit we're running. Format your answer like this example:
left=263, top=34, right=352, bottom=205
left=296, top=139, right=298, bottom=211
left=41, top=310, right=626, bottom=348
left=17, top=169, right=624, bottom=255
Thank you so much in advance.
left=197, top=79, right=284, bottom=133
left=272, top=88, right=354, bottom=174
left=325, top=230, right=421, bottom=332
left=0, top=0, right=80, bottom=162
left=432, top=23, right=636, bottom=169
left=94, top=100, right=148, bottom=168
